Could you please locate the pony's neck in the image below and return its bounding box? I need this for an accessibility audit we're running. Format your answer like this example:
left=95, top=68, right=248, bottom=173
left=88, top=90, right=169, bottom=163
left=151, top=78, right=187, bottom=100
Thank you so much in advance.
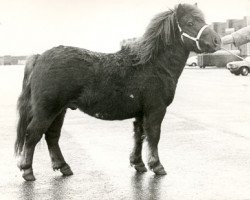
left=153, top=40, right=190, bottom=81
left=126, top=10, right=190, bottom=80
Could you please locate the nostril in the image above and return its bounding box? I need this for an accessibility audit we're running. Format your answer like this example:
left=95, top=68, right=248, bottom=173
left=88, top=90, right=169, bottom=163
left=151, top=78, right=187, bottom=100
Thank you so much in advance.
left=213, top=37, right=221, bottom=45
left=214, top=38, right=218, bottom=45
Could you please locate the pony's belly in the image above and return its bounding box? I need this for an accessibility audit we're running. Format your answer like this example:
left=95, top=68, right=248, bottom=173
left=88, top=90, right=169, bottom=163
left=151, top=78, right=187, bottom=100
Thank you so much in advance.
left=76, top=95, right=141, bottom=120
left=87, top=110, right=138, bottom=120
left=79, top=106, right=140, bottom=120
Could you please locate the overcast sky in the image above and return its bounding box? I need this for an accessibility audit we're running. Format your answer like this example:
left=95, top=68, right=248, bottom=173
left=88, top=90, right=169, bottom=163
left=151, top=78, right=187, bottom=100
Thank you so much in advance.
left=0, top=0, right=249, bottom=55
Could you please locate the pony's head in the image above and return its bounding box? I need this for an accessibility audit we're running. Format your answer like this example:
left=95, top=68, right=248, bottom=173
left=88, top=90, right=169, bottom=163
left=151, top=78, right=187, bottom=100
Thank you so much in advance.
left=123, top=3, right=221, bottom=65
left=175, top=3, right=221, bottom=53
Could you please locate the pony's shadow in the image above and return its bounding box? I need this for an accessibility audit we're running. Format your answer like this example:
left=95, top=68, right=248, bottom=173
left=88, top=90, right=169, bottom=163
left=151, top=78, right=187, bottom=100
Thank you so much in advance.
left=20, top=181, right=36, bottom=200
left=20, top=175, right=71, bottom=200
left=130, top=172, right=165, bottom=200
left=49, top=176, right=72, bottom=200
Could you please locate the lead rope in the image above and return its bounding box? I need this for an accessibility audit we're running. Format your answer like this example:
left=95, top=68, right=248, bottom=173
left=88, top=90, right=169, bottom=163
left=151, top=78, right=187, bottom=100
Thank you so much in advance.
left=220, top=46, right=250, bottom=64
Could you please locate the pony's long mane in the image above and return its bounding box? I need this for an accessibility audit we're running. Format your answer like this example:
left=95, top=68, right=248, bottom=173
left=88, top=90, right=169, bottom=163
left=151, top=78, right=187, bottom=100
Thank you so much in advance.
left=123, top=10, right=178, bottom=65
left=121, top=4, right=205, bottom=65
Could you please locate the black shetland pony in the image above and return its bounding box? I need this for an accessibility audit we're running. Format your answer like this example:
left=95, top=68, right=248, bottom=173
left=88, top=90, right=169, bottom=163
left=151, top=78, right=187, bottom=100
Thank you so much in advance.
left=15, top=3, right=221, bottom=181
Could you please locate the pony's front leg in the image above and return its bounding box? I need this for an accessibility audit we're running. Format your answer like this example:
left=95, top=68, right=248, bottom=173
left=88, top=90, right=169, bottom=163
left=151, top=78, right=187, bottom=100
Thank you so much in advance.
left=130, top=117, right=147, bottom=173
left=144, top=108, right=167, bottom=175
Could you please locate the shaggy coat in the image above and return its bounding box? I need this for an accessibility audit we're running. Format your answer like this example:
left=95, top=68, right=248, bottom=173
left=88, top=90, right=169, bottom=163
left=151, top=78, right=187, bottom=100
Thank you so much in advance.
left=15, top=3, right=221, bottom=181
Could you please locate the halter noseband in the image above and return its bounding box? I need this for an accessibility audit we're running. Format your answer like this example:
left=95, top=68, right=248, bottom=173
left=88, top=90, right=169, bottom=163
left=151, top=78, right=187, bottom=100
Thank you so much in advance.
left=177, top=22, right=209, bottom=51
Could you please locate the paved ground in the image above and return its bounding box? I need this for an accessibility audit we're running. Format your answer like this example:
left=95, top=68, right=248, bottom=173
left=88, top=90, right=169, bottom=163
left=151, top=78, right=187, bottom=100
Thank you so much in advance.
left=0, top=65, right=250, bottom=200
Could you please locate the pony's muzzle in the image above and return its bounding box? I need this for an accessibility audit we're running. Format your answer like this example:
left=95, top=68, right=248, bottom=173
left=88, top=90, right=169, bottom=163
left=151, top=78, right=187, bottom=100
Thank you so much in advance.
left=213, top=35, right=222, bottom=50
left=202, top=31, right=221, bottom=52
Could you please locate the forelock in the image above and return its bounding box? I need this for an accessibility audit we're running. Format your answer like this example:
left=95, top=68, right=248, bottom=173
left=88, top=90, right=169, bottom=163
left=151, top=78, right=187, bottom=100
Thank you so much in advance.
left=180, top=4, right=205, bottom=22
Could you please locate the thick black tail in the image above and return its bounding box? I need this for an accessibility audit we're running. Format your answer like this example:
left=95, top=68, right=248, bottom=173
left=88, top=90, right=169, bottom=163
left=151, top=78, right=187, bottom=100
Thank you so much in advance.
left=15, top=54, right=40, bottom=156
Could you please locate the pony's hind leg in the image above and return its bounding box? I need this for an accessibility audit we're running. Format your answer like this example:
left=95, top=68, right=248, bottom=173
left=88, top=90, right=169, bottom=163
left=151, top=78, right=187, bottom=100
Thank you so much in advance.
left=45, top=110, right=73, bottom=176
left=130, top=117, right=147, bottom=173
left=18, top=117, right=51, bottom=181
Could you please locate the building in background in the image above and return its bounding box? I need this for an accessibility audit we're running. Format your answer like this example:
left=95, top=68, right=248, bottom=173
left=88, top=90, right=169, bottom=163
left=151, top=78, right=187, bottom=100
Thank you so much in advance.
left=0, top=57, right=3, bottom=65
left=0, top=56, right=27, bottom=65
left=211, top=16, right=250, bottom=56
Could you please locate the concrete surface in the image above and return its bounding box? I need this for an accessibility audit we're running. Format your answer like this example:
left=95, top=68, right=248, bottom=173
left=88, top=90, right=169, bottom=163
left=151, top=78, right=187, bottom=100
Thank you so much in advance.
left=0, top=65, right=250, bottom=200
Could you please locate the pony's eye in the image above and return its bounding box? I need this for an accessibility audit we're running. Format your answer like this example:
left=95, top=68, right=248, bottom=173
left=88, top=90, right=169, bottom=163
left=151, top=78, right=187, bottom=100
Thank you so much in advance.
left=187, top=22, right=194, bottom=26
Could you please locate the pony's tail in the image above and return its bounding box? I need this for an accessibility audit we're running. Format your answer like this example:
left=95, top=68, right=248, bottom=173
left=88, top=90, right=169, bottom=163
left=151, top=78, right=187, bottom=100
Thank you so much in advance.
left=15, top=54, right=40, bottom=156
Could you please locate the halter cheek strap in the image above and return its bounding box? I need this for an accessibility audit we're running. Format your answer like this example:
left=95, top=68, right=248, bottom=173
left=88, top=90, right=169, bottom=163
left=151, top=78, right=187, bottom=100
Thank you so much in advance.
left=177, top=23, right=209, bottom=51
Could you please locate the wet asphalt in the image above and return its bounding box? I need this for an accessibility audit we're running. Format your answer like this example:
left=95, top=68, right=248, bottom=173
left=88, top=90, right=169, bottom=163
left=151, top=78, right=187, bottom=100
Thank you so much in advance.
left=0, top=66, right=250, bottom=200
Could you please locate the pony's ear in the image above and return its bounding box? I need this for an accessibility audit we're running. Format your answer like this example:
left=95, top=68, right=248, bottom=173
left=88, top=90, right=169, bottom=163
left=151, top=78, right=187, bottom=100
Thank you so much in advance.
left=194, top=3, right=198, bottom=7
left=176, top=4, right=186, bottom=21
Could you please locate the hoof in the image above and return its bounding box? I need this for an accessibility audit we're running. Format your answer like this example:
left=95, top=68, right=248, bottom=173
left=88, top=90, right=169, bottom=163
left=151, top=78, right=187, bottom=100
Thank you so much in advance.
left=134, top=163, right=147, bottom=173
left=153, top=165, right=167, bottom=175
left=60, top=164, right=73, bottom=176
left=17, top=159, right=30, bottom=170
left=22, top=168, right=36, bottom=181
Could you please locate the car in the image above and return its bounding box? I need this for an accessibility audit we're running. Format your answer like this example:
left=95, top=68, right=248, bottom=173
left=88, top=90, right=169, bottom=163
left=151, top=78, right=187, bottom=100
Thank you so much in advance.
left=226, top=56, right=250, bottom=76
left=186, top=56, right=198, bottom=66
left=198, top=50, right=241, bottom=68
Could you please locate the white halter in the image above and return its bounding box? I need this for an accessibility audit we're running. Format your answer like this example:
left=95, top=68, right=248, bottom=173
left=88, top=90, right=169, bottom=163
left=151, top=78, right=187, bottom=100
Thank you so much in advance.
left=177, top=22, right=209, bottom=51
